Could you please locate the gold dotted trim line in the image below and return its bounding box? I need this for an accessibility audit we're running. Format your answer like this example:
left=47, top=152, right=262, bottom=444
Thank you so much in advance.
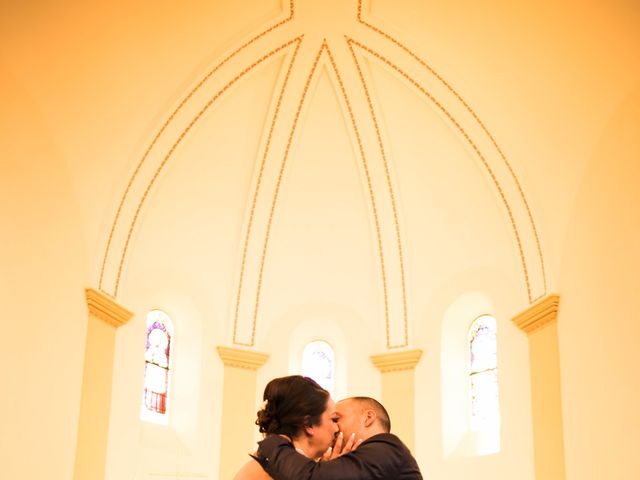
left=113, top=39, right=301, bottom=298
left=242, top=41, right=328, bottom=347
left=99, top=0, right=296, bottom=297
left=232, top=38, right=303, bottom=346
left=323, top=43, right=394, bottom=348
left=357, top=0, right=546, bottom=302
left=349, top=38, right=532, bottom=303
left=346, top=38, right=409, bottom=349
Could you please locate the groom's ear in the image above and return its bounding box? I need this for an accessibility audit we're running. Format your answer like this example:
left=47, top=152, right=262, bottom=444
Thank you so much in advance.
left=363, top=409, right=376, bottom=428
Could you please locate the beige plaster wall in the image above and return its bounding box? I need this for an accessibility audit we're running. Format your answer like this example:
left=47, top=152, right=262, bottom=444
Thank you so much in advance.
left=383, top=0, right=640, bottom=290
left=1, top=1, right=639, bottom=479
left=419, top=277, right=534, bottom=479
left=528, top=321, right=565, bottom=480
left=0, top=0, right=282, bottom=280
left=558, top=86, right=640, bottom=479
left=104, top=282, right=218, bottom=479
left=0, top=69, right=87, bottom=479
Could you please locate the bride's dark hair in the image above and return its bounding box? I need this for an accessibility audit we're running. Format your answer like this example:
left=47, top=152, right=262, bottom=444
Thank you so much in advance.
left=256, top=375, right=329, bottom=439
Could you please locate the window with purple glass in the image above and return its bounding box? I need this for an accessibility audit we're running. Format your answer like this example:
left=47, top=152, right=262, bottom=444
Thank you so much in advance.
left=468, top=315, right=500, bottom=432
left=142, top=310, right=173, bottom=418
left=302, top=340, right=335, bottom=397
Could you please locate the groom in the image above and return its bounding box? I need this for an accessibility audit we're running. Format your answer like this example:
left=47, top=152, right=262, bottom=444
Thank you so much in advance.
left=256, top=396, right=423, bottom=480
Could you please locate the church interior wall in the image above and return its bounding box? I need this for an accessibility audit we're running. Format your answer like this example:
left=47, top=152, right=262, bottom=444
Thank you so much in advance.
left=0, top=69, right=88, bottom=479
left=557, top=85, right=640, bottom=479
left=1, top=1, right=639, bottom=479
left=416, top=273, right=534, bottom=478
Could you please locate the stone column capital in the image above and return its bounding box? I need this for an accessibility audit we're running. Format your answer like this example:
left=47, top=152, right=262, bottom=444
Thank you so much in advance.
left=85, top=287, right=134, bottom=328
left=370, top=349, right=423, bottom=373
left=512, top=294, right=560, bottom=334
left=216, top=346, right=269, bottom=370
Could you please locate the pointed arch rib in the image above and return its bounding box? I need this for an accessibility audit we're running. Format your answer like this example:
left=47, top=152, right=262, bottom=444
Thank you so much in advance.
left=326, top=40, right=410, bottom=348
left=98, top=29, right=301, bottom=298
left=347, top=35, right=546, bottom=304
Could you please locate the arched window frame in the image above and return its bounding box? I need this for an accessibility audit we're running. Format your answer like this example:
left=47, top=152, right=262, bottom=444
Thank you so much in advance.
left=468, top=314, right=500, bottom=433
left=141, top=309, right=174, bottom=423
left=302, top=340, right=335, bottom=397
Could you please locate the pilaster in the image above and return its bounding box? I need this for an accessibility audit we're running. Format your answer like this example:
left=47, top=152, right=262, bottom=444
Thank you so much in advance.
left=73, top=288, right=133, bottom=480
left=371, top=349, right=422, bottom=451
left=513, top=294, right=566, bottom=480
left=216, top=346, right=269, bottom=479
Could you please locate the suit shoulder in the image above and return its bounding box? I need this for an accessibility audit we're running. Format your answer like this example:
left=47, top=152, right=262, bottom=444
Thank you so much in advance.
left=365, top=433, right=407, bottom=447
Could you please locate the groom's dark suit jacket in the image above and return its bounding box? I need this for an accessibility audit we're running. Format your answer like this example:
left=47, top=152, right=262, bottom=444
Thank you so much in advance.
left=256, top=432, right=423, bottom=480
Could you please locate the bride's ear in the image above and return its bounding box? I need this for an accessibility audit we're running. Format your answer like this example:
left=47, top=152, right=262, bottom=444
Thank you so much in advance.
left=303, top=415, right=314, bottom=436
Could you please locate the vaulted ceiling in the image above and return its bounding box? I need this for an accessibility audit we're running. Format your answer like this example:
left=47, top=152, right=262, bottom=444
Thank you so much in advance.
left=2, top=0, right=638, bottom=348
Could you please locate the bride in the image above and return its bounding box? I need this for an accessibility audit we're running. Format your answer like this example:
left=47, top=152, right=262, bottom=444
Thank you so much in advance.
left=234, top=375, right=346, bottom=479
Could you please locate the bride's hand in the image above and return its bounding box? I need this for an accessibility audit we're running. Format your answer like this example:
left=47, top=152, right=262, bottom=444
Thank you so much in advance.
left=320, top=432, right=363, bottom=461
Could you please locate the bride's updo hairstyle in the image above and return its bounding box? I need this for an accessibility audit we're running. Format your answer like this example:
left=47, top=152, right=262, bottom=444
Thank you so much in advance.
left=256, top=375, right=329, bottom=439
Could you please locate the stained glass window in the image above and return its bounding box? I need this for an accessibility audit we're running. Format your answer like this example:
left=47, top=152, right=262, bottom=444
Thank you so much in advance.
left=142, top=310, right=173, bottom=417
left=302, top=340, right=335, bottom=396
left=468, top=315, right=500, bottom=432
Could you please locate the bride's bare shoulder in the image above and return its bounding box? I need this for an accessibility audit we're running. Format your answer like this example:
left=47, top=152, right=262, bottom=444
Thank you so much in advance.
left=233, top=458, right=272, bottom=480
